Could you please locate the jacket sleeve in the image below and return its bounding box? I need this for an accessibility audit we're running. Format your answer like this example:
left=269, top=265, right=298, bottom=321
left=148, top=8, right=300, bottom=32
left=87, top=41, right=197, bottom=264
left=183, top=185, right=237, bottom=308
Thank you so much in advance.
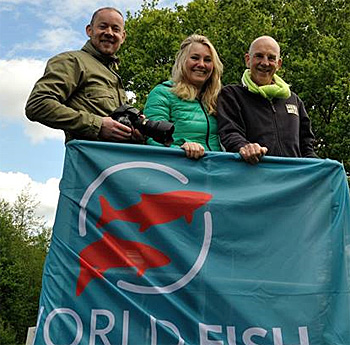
left=216, top=86, right=250, bottom=152
left=143, top=85, right=181, bottom=148
left=298, top=97, right=318, bottom=158
left=25, top=53, right=102, bottom=140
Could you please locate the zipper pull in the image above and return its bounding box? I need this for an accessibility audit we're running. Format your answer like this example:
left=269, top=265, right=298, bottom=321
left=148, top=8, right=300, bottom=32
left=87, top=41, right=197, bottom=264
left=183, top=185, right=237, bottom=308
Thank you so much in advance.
left=270, top=100, right=276, bottom=113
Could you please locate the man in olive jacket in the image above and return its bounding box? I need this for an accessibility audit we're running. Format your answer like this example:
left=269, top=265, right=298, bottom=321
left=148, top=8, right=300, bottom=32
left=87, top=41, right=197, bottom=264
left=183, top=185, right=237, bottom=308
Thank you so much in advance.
left=26, top=7, right=141, bottom=143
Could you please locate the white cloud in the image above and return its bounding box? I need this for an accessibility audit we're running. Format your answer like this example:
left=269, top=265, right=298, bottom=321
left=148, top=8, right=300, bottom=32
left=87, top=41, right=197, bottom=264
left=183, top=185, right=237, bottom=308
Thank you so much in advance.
left=24, top=119, right=64, bottom=143
left=0, top=59, right=64, bottom=143
left=0, top=171, right=60, bottom=227
left=0, top=59, right=45, bottom=122
left=9, top=28, right=85, bottom=55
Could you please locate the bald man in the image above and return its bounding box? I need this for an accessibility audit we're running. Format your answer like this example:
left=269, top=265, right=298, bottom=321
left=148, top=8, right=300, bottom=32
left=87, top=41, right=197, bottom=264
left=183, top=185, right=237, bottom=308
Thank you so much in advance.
left=217, top=36, right=317, bottom=164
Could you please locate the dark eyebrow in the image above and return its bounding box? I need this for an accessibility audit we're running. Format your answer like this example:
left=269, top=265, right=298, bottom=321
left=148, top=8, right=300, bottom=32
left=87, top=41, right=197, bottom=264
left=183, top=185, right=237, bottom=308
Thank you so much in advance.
left=98, top=21, right=120, bottom=26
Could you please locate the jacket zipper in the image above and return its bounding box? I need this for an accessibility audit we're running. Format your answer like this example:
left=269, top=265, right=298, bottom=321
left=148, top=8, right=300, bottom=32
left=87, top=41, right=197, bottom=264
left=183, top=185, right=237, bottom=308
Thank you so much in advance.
left=270, top=100, right=283, bottom=156
left=107, top=62, right=125, bottom=106
left=198, top=99, right=212, bottom=151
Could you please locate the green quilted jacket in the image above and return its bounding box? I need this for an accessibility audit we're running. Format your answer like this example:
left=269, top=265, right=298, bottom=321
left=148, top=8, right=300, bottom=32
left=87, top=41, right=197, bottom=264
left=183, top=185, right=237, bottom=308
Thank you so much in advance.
left=143, top=81, right=221, bottom=151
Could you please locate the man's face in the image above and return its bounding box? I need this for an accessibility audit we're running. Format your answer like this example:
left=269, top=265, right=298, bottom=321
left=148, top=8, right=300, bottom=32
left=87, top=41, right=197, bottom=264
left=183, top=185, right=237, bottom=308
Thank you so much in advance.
left=245, top=38, right=282, bottom=86
left=86, top=9, right=126, bottom=56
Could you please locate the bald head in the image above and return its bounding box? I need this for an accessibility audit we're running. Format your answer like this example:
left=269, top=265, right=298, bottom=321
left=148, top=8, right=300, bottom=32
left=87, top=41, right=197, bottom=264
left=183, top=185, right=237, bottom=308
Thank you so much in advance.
left=245, top=35, right=282, bottom=86
left=249, top=36, right=280, bottom=59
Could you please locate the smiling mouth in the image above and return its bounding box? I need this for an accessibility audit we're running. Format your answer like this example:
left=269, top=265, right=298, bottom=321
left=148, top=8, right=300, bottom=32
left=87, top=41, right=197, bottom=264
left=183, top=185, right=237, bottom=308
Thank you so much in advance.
left=101, top=40, right=115, bottom=44
left=257, top=68, right=271, bottom=73
left=193, top=70, right=207, bottom=75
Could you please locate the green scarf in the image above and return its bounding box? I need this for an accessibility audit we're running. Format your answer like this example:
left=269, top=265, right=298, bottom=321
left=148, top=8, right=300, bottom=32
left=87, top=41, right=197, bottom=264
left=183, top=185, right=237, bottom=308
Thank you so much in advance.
left=242, top=69, right=291, bottom=99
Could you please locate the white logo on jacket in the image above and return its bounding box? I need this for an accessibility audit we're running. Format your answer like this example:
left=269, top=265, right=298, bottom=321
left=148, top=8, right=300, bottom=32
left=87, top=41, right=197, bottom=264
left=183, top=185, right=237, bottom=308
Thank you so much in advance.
left=286, top=104, right=299, bottom=116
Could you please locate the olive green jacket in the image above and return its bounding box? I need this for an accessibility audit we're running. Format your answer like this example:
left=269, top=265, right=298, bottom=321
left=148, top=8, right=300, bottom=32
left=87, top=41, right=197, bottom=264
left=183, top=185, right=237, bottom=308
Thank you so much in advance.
left=25, top=40, right=127, bottom=142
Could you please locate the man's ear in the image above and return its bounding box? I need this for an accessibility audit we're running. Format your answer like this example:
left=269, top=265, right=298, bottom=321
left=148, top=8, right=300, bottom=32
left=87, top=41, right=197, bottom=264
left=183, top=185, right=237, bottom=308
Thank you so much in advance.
left=276, top=58, right=282, bottom=71
left=86, top=25, right=92, bottom=38
left=244, top=53, right=250, bottom=68
left=121, top=30, right=126, bottom=44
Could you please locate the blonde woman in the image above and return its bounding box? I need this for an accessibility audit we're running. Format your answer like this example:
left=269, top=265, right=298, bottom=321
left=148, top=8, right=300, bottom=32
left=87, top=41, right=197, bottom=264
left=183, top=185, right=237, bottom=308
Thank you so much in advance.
left=144, top=34, right=223, bottom=159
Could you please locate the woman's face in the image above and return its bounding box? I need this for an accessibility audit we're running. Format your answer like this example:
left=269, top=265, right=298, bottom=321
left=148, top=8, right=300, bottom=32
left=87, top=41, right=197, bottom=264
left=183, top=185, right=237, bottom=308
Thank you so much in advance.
left=185, top=43, right=214, bottom=90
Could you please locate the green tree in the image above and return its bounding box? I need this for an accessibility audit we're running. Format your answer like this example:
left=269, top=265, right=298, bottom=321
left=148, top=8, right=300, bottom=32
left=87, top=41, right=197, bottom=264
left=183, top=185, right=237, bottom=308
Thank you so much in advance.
left=0, top=317, right=16, bottom=345
left=120, top=1, right=183, bottom=106
left=11, top=185, right=47, bottom=237
left=0, top=190, right=51, bottom=345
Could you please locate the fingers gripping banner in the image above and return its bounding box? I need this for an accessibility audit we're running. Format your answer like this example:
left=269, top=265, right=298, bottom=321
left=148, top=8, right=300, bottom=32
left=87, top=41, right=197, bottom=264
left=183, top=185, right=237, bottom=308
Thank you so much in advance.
left=33, top=141, right=350, bottom=345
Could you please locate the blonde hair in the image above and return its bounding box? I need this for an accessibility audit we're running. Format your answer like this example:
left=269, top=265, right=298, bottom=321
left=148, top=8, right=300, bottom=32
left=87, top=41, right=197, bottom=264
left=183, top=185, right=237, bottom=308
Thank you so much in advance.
left=171, top=34, right=223, bottom=114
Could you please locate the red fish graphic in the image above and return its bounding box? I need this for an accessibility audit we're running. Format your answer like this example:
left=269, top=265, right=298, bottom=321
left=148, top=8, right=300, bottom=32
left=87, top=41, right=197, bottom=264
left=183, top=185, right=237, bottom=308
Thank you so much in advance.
left=97, top=191, right=212, bottom=232
left=76, top=233, right=170, bottom=296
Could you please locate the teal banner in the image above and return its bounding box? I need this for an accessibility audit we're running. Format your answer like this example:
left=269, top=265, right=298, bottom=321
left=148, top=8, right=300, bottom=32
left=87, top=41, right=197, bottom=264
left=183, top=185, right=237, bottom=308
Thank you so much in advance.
left=33, top=140, right=350, bottom=345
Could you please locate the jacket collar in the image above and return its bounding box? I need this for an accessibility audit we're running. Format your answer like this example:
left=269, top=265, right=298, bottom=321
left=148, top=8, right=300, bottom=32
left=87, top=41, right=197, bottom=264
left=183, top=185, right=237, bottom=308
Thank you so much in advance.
left=81, top=40, right=120, bottom=66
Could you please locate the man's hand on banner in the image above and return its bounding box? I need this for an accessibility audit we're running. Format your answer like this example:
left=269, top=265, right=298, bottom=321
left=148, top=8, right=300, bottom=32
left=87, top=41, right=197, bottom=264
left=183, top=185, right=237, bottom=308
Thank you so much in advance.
left=239, top=143, right=268, bottom=164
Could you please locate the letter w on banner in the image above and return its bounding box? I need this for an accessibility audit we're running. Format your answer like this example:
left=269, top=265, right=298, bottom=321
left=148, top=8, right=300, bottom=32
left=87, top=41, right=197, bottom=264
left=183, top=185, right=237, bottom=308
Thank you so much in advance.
left=33, top=141, right=350, bottom=345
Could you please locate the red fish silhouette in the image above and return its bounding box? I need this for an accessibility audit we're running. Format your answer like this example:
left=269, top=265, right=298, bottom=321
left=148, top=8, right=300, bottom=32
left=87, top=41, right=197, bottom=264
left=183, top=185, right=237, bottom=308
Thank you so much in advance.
left=97, top=191, right=212, bottom=232
left=76, top=233, right=170, bottom=296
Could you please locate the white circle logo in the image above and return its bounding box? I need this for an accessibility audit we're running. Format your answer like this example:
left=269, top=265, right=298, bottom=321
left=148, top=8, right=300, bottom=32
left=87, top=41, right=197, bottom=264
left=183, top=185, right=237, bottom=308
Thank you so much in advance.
left=78, top=161, right=212, bottom=295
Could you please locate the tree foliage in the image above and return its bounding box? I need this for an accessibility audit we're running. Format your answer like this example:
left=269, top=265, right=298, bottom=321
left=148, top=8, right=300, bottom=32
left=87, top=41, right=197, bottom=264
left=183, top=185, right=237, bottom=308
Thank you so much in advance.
left=0, top=189, right=51, bottom=345
left=118, top=0, right=350, bottom=172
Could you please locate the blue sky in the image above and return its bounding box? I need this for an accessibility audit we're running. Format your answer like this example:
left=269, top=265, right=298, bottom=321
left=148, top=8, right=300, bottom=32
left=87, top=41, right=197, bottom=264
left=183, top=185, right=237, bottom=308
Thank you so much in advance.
left=0, top=0, right=191, bottom=226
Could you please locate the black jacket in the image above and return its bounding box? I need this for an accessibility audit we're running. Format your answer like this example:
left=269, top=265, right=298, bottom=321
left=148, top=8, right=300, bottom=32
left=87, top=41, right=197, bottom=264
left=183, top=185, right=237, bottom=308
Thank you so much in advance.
left=217, top=84, right=317, bottom=158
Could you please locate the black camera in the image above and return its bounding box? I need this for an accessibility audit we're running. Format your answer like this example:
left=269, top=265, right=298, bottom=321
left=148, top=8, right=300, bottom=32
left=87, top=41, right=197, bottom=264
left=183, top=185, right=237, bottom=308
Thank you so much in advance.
left=110, top=104, right=174, bottom=146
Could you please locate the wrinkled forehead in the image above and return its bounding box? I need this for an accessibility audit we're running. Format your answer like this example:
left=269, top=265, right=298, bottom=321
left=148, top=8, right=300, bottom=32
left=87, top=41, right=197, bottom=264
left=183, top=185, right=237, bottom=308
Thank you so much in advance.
left=250, top=38, right=280, bottom=57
